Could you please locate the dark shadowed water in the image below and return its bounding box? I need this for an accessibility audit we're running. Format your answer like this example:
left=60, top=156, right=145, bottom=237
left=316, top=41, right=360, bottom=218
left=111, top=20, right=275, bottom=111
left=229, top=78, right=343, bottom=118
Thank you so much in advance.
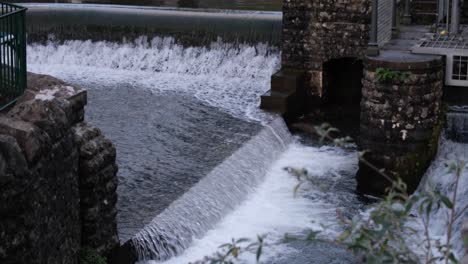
left=12, top=0, right=282, bottom=10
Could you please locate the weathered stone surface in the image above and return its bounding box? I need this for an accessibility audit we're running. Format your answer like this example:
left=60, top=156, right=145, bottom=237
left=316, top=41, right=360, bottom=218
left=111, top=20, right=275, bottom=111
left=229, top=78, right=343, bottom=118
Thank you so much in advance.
left=281, top=0, right=371, bottom=103
left=0, top=132, right=81, bottom=264
left=74, top=122, right=120, bottom=255
left=357, top=52, right=444, bottom=195
left=0, top=73, right=119, bottom=263
left=0, top=116, right=50, bottom=164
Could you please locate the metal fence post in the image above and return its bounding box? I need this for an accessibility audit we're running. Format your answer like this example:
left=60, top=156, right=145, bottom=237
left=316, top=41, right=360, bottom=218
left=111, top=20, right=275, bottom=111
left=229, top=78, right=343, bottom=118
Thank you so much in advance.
left=367, top=0, right=380, bottom=56
left=402, top=0, right=412, bottom=25
left=392, top=0, right=398, bottom=38
left=450, top=0, right=460, bottom=34
left=0, top=3, right=27, bottom=111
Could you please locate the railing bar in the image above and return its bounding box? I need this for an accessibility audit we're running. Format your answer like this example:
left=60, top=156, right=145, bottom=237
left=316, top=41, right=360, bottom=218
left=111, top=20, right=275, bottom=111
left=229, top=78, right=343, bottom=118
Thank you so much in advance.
left=21, top=10, right=26, bottom=91
left=0, top=9, right=25, bottom=20
left=0, top=2, right=26, bottom=108
left=1, top=5, right=4, bottom=93
left=7, top=11, right=10, bottom=94
left=10, top=12, right=14, bottom=94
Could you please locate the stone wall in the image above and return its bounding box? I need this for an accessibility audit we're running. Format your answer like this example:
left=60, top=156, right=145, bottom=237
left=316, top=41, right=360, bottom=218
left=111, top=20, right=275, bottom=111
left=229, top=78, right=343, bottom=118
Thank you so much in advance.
left=281, top=0, right=371, bottom=102
left=358, top=52, right=444, bottom=195
left=74, top=123, right=119, bottom=255
left=0, top=73, right=119, bottom=263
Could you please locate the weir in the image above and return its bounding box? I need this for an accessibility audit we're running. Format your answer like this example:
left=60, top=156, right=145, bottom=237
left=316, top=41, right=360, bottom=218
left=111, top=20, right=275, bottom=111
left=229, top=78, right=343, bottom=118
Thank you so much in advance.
left=26, top=35, right=288, bottom=263
left=131, top=117, right=292, bottom=261
left=417, top=134, right=468, bottom=257
left=22, top=3, right=282, bottom=45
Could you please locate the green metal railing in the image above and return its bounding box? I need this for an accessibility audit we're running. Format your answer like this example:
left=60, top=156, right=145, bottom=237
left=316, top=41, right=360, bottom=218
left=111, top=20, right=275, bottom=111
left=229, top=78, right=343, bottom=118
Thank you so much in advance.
left=0, top=3, right=26, bottom=110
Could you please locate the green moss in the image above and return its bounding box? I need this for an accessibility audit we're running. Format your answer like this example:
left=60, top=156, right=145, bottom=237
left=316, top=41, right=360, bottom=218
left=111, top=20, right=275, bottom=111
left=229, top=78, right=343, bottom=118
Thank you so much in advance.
left=79, top=248, right=107, bottom=264
left=375, top=67, right=411, bottom=83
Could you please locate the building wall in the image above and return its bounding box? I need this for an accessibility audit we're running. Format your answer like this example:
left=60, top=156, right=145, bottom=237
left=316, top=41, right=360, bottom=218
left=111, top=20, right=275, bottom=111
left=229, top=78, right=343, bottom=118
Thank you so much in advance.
left=282, top=0, right=371, bottom=102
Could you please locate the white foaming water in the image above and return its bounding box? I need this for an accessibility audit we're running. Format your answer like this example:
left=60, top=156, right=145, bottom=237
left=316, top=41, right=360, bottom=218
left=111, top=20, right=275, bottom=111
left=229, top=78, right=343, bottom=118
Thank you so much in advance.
left=415, top=135, right=468, bottom=260
left=132, top=117, right=293, bottom=260
left=27, top=37, right=280, bottom=123
left=27, top=36, right=363, bottom=262
left=141, top=142, right=358, bottom=264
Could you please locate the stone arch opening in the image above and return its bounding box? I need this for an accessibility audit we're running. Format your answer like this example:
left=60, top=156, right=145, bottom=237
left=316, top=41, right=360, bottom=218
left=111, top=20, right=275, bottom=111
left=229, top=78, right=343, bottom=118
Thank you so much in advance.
left=322, top=57, right=363, bottom=108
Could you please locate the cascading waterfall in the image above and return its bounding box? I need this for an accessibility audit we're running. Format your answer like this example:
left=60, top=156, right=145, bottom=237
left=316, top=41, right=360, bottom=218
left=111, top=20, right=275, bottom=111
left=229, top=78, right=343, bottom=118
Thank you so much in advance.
left=446, top=110, right=468, bottom=142
left=27, top=33, right=467, bottom=263
left=131, top=117, right=292, bottom=260
left=416, top=111, right=468, bottom=260
left=27, top=36, right=280, bottom=123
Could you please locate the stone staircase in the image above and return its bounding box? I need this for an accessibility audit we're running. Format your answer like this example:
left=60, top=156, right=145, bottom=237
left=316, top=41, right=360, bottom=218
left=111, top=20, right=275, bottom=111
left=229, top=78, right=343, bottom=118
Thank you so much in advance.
left=260, top=69, right=305, bottom=118
left=411, top=0, right=438, bottom=25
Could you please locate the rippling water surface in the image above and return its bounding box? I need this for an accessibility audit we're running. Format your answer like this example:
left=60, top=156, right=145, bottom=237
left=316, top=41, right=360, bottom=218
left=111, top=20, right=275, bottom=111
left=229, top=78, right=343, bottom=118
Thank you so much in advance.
left=27, top=37, right=280, bottom=242
left=26, top=35, right=467, bottom=263
left=26, top=37, right=366, bottom=263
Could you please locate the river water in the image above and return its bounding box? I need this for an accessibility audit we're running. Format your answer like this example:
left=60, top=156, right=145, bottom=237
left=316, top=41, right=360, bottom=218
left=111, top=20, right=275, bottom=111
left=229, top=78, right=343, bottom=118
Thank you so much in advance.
left=24, top=6, right=467, bottom=264
left=26, top=37, right=366, bottom=263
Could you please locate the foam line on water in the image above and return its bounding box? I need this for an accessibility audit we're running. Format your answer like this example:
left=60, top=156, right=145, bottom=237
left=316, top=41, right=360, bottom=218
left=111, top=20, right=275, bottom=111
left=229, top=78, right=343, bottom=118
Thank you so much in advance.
left=27, top=37, right=280, bottom=123
left=138, top=142, right=359, bottom=263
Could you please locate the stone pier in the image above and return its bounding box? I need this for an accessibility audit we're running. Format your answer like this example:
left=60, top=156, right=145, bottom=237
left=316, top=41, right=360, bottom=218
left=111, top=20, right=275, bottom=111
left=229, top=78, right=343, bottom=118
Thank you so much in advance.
left=358, top=52, right=444, bottom=195
left=262, top=1, right=447, bottom=195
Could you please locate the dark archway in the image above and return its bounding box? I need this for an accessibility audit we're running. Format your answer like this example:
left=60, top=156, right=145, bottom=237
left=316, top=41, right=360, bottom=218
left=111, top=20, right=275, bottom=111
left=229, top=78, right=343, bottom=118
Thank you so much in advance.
left=309, top=57, right=364, bottom=139
left=322, top=57, right=363, bottom=107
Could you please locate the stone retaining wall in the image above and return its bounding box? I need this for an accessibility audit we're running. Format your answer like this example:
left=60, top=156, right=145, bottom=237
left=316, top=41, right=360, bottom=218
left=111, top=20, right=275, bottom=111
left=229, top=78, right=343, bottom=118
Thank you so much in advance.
left=0, top=73, right=119, bottom=263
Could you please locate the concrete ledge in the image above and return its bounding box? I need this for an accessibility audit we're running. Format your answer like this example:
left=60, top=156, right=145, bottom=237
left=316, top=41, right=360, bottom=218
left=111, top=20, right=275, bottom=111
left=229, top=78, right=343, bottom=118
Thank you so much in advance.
left=23, top=3, right=282, bottom=45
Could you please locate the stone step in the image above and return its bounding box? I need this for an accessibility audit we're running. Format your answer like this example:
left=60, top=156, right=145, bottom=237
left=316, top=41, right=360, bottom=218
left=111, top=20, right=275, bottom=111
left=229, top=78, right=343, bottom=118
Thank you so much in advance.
left=260, top=90, right=296, bottom=114
left=270, top=69, right=305, bottom=94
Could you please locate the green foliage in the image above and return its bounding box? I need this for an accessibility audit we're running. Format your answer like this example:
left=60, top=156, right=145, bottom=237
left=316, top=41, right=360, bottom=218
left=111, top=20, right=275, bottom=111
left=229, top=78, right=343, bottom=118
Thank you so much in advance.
left=79, top=248, right=107, bottom=264
left=194, top=236, right=266, bottom=264
left=375, top=67, right=411, bottom=82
